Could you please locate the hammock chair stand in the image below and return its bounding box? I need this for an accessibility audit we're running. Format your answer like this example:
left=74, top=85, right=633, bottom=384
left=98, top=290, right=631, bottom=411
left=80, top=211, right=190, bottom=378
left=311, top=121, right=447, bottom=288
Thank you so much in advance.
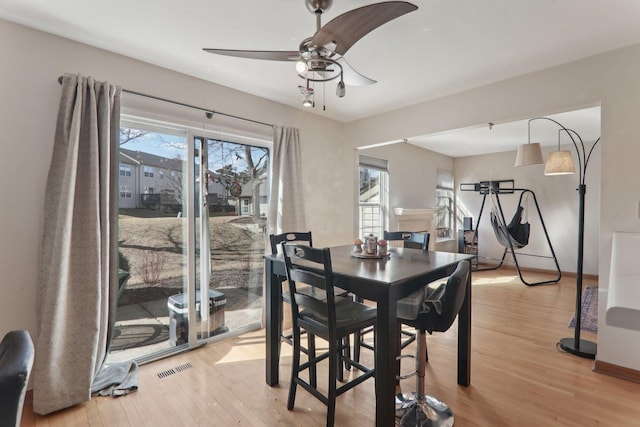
left=460, top=180, right=561, bottom=286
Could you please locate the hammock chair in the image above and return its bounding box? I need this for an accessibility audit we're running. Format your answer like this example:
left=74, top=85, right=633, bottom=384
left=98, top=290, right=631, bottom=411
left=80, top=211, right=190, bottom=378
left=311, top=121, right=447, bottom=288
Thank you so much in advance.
left=490, top=192, right=530, bottom=249
left=459, top=180, right=561, bottom=286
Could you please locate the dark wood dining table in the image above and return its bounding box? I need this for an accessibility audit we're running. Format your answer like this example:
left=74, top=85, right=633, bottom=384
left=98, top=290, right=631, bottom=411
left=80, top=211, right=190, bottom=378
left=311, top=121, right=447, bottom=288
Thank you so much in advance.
left=264, top=244, right=474, bottom=427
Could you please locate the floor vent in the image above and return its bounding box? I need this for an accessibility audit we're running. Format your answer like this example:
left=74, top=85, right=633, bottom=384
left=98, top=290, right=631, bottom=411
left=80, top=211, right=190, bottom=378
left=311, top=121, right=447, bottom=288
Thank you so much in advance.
left=157, top=362, right=193, bottom=379
left=157, top=368, right=175, bottom=379
left=175, top=362, right=193, bottom=372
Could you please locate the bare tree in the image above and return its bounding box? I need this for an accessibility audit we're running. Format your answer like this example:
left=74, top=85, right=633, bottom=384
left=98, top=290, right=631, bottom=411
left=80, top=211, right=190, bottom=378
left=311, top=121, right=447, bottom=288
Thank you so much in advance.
left=208, top=140, right=268, bottom=220
left=244, top=145, right=268, bottom=219
left=120, top=128, right=147, bottom=145
left=159, top=156, right=185, bottom=208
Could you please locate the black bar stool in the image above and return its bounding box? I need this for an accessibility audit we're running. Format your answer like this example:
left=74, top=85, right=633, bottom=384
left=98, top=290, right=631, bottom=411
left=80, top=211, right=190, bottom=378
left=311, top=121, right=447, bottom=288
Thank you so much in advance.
left=395, top=260, right=470, bottom=427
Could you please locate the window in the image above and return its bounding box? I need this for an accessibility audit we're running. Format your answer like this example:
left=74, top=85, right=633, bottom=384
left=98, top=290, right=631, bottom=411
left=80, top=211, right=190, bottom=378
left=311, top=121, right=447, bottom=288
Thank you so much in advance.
left=119, top=164, right=131, bottom=177
left=436, top=169, right=454, bottom=240
left=358, top=155, right=389, bottom=239
left=119, top=185, right=132, bottom=198
left=144, top=166, right=154, bottom=177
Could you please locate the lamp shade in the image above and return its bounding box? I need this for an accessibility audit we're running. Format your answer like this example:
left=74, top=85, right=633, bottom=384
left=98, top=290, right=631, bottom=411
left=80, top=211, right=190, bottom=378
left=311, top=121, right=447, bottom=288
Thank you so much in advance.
left=544, top=150, right=575, bottom=175
left=515, top=143, right=544, bottom=167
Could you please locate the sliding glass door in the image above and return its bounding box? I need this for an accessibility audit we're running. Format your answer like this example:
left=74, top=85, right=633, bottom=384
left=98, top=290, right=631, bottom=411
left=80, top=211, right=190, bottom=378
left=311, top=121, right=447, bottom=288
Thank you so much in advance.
left=108, top=120, right=268, bottom=363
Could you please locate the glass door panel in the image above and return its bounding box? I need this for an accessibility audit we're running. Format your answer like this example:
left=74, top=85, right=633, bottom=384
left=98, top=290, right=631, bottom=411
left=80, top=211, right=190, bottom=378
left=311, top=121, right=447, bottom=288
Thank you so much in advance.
left=196, top=137, right=268, bottom=342
left=108, top=127, right=190, bottom=363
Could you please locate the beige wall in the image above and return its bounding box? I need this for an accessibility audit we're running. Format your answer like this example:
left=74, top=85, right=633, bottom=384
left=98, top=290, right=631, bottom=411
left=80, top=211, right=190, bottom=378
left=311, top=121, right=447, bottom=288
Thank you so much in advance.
left=2, top=16, right=640, bottom=372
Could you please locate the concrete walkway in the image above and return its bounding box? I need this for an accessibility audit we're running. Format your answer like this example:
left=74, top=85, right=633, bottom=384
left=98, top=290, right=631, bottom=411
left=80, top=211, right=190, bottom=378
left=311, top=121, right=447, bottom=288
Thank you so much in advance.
left=107, top=287, right=262, bottom=363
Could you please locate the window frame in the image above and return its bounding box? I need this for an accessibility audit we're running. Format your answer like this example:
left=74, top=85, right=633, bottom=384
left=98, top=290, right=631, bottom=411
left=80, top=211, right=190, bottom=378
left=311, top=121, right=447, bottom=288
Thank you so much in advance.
left=119, top=164, right=132, bottom=177
left=119, top=185, right=132, bottom=198
left=436, top=169, right=455, bottom=241
left=358, top=155, right=389, bottom=240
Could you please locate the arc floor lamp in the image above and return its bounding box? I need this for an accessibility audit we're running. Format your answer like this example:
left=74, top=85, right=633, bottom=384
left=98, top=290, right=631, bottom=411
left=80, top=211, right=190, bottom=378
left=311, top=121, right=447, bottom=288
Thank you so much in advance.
left=516, top=116, right=601, bottom=359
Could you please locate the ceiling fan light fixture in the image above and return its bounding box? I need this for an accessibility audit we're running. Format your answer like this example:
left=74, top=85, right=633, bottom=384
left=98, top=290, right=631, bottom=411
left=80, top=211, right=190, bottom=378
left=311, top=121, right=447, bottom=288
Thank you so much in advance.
left=336, top=79, right=345, bottom=97
left=296, top=60, right=309, bottom=75
left=302, top=95, right=313, bottom=107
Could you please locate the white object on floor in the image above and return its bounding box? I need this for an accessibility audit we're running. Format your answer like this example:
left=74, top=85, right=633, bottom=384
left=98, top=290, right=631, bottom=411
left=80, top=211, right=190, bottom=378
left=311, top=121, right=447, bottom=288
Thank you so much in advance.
left=606, top=232, right=640, bottom=331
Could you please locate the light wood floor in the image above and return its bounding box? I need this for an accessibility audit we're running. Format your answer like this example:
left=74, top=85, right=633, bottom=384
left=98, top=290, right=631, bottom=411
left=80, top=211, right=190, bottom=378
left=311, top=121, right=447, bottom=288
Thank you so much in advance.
left=23, top=269, right=640, bottom=426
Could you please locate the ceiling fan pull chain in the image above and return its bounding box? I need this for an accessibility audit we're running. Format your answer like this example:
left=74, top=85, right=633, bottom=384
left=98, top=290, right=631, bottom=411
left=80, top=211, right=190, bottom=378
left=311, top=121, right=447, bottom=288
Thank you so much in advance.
left=323, top=80, right=326, bottom=111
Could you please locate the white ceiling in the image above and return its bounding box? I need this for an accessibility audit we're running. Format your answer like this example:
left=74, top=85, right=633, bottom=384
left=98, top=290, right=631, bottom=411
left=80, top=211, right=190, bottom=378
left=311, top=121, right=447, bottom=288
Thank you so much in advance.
left=0, top=0, right=636, bottom=154
left=410, top=106, right=602, bottom=157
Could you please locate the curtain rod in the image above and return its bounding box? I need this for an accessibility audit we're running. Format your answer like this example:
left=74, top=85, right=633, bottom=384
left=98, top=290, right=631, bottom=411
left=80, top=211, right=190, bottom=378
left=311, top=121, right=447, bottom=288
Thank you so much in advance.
left=57, top=76, right=274, bottom=128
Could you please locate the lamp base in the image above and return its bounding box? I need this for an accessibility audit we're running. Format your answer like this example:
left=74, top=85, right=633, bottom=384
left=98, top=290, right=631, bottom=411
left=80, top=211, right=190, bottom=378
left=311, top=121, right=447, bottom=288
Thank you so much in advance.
left=558, top=337, right=596, bottom=359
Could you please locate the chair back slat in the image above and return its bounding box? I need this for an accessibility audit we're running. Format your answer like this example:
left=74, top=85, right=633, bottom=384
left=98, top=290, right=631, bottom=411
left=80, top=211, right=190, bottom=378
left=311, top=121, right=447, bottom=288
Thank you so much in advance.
left=287, top=268, right=328, bottom=291
left=269, top=231, right=313, bottom=254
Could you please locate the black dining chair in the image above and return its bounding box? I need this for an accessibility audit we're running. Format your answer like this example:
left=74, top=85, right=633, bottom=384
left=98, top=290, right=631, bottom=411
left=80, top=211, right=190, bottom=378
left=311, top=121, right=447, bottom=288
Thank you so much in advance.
left=0, top=330, right=35, bottom=427
left=269, top=232, right=351, bottom=384
left=395, top=260, right=470, bottom=426
left=270, top=232, right=319, bottom=384
left=282, top=243, right=376, bottom=427
left=353, top=231, right=431, bottom=364
left=269, top=231, right=314, bottom=348
left=384, top=230, right=430, bottom=251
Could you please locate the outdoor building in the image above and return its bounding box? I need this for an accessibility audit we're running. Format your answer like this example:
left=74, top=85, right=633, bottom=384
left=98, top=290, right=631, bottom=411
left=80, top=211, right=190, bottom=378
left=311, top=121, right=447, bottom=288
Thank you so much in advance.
left=118, top=148, right=186, bottom=211
left=119, top=148, right=263, bottom=215
left=237, top=173, right=268, bottom=217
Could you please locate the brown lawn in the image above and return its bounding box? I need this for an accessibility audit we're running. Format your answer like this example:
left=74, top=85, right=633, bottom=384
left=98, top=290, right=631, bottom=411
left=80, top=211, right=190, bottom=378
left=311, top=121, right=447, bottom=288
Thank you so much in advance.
left=118, top=209, right=266, bottom=305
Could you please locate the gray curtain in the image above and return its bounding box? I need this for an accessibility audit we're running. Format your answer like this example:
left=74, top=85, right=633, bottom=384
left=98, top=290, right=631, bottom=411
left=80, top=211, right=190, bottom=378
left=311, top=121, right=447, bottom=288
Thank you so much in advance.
left=267, top=126, right=306, bottom=235
left=33, top=74, right=121, bottom=414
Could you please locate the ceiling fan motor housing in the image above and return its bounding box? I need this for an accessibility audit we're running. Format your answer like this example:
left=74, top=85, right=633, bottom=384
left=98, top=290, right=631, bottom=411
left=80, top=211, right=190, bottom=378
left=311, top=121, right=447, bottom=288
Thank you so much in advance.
left=305, top=0, right=332, bottom=14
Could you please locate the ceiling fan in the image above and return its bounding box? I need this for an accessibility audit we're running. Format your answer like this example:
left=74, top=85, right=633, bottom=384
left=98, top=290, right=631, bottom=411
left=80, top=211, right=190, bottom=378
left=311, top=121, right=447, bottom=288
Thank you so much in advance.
left=203, top=0, right=418, bottom=108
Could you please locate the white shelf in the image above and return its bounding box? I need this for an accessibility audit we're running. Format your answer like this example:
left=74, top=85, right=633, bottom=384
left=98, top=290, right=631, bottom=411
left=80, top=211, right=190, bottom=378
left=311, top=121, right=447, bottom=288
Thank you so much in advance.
left=393, top=207, right=439, bottom=217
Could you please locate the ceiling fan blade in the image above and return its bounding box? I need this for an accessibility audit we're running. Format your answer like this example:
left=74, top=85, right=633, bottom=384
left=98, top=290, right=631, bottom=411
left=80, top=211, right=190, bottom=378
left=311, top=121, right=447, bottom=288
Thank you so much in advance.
left=337, top=57, right=376, bottom=86
left=203, top=49, right=299, bottom=61
left=311, top=1, right=418, bottom=56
